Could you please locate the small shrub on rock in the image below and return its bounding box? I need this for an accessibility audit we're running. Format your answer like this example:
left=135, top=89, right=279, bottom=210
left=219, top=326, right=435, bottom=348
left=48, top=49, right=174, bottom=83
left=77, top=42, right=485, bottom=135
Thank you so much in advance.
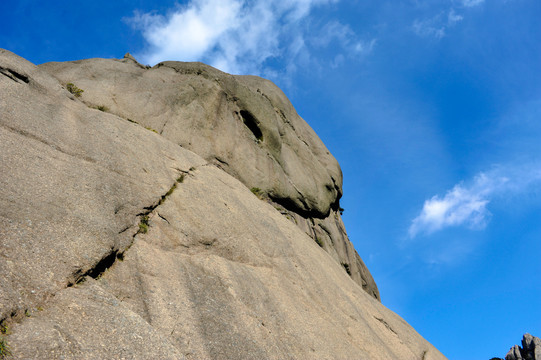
left=0, top=336, right=11, bottom=360
left=250, top=187, right=263, bottom=199
left=93, top=105, right=109, bottom=112
left=139, top=215, right=149, bottom=234
left=66, top=83, right=84, bottom=97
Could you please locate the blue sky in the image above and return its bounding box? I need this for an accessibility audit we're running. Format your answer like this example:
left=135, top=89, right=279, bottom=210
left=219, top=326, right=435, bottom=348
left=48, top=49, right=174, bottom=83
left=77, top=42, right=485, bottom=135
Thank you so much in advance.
left=1, top=0, right=540, bottom=358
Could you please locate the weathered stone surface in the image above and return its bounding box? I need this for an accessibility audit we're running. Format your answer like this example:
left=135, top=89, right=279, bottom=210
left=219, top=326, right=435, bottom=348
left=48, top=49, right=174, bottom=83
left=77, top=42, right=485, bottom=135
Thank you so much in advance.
left=0, top=49, right=204, bottom=326
left=0, top=49, right=443, bottom=359
left=39, top=53, right=379, bottom=299
left=39, top=55, right=341, bottom=219
left=284, top=207, right=379, bottom=298
left=504, top=334, right=541, bottom=360
left=8, top=282, right=185, bottom=360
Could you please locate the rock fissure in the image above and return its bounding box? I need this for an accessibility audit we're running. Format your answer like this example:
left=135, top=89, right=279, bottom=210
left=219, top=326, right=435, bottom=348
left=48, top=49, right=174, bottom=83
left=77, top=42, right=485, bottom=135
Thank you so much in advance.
left=158, top=213, right=171, bottom=224
left=375, top=316, right=398, bottom=336
left=137, top=174, right=186, bottom=217
left=0, top=66, right=29, bottom=84
left=268, top=194, right=314, bottom=219
left=239, top=109, right=263, bottom=141
left=317, top=223, right=332, bottom=237
left=68, top=171, right=190, bottom=287
left=82, top=248, right=120, bottom=281
left=117, top=225, right=131, bottom=234
left=214, top=156, right=229, bottom=166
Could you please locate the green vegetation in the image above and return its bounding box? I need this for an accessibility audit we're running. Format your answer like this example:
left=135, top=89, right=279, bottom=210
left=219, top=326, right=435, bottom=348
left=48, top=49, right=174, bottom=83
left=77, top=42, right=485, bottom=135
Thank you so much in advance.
left=139, top=215, right=149, bottom=234
left=93, top=105, right=109, bottom=112
left=177, top=174, right=185, bottom=183
left=341, top=262, right=351, bottom=275
left=250, top=187, right=263, bottom=199
left=314, top=236, right=324, bottom=247
left=0, top=336, right=10, bottom=360
left=145, top=127, right=158, bottom=134
left=66, top=82, right=83, bottom=97
left=164, top=184, right=177, bottom=200
left=189, top=166, right=196, bottom=171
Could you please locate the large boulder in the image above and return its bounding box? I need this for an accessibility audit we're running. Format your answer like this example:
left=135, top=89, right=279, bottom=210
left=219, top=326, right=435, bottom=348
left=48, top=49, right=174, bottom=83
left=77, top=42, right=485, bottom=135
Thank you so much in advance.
left=0, top=49, right=443, bottom=359
left=39, top=53, right=379, bottom=299
left=39, top=55, right=341, bottom=219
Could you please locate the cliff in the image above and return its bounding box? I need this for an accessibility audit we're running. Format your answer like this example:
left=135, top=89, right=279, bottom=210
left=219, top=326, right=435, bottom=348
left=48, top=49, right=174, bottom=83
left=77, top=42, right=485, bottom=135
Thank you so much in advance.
left=0, top=49, right=445, bottom=359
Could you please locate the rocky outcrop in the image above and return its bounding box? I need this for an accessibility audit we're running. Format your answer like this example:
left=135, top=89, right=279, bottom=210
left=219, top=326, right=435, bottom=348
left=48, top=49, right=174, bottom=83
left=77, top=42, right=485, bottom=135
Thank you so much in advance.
left=38, top=53, right=379, bottom=300
left=0, top=49, right=443, bottom=359
left=503, top=334, right=541, bottom=360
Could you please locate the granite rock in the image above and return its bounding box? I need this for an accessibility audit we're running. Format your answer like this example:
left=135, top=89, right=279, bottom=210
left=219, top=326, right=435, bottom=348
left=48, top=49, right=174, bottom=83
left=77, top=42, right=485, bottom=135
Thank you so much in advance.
left=505, top=334, right=541, bottom=360
left=0, top=49, right=443, bottom=359
left=39, top=53, right=379, bottom=299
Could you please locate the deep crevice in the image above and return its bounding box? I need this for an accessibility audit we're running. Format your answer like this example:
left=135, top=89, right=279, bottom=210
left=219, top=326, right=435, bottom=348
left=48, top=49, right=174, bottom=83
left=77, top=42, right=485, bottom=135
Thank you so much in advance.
left=214, top=156, right=229, bottom=166
left=341, top=262, right=351, bottom=275
left=137, top=181, right=179, bottom=216
left=85, top=248, right=119, bottom=279
left=0, top=171, right=194, bottom=343
left=239, top=110, right=263, bottom=141
left=329, top=176, right=343, bottom=213
left=0, top=67, right=30, bottom=84
left=268, top=194, right=329, bottom=220
left=72, top=170, right=191, bottom=284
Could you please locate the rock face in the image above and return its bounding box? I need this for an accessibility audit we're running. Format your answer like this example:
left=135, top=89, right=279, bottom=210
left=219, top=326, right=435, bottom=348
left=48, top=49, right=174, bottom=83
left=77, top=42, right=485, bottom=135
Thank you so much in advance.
left=38, top=53, right=379, bottom=300
left=0, top=49, right=445, bottom=359
left=503, top=334, right=541, bottom=360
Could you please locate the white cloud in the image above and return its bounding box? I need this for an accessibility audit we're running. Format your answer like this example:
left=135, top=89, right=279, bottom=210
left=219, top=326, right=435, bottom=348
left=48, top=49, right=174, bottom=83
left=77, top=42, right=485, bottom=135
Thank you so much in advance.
left=412, top=16, right=446, bottom=39
left=412, top=0, right=485, bottom=39
left=461, top=0, right=485, bottom=8
left=409, top=173, right=503, bottom=237
left=412, top=9, right=464, bottom=39
left=132, top=1, right=242, bottom=65
left=409, top=166, right=541, bottom=238
left=128, top=0, right=368, bottom=75
left=312, top=21, right=376, bottom=56
left=447, top=9, right=463, bottom=25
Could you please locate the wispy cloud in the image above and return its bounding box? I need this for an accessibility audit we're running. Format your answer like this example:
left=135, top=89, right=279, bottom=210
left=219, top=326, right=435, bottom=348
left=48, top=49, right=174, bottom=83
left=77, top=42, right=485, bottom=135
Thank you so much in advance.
left=311, top=21, right=376, bottom=55
left=409, top=166, right=541, bottom=238
left=412, top=0, right=485, bottom=39
left=412, top=9, right=463, bottom=39
left=447, top=9, right=464, bottom=25
left=127, top=0, right=371, bottom=75
left=461, top=0, right=485, bottom=8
